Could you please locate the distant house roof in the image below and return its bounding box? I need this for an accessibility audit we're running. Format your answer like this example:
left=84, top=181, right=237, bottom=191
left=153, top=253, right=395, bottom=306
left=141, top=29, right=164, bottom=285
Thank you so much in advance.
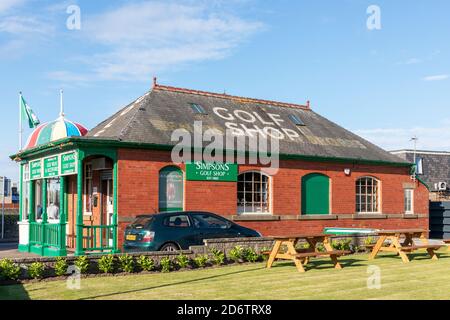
left=391, top=149, right=450, bottom=156
left=86, top=83, right=408, bottom=165
left=390, top=149, right=450, bottom=189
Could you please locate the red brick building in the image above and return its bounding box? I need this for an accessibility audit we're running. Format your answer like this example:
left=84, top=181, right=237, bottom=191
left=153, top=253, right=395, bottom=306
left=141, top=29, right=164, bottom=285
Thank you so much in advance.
left=12, top=82, right=429, bottom=256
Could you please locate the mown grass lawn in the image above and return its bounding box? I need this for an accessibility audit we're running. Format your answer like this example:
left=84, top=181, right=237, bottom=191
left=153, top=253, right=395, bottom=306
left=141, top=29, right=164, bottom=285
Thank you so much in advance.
left=1, top=251, right=450, bottom=300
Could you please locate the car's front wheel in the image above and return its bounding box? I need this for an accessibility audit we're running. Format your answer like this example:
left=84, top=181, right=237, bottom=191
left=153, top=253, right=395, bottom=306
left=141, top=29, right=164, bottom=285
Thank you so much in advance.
left=160, top=242, right=180, bottom=252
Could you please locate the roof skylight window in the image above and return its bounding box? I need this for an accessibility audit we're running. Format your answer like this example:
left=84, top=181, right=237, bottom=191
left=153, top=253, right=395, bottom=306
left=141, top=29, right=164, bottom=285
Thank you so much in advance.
left=190, top=103, right=207, bottom=115
left=288, top=114, right=305, bottom=126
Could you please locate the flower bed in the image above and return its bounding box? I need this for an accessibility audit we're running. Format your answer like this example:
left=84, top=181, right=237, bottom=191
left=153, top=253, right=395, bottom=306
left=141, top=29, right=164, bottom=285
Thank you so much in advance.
left=0, top=245, right=270, bottom=285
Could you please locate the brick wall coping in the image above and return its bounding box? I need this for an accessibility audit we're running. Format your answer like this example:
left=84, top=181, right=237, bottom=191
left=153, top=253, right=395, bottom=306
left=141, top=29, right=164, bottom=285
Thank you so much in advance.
left=225, top=214, right=428, bottom=222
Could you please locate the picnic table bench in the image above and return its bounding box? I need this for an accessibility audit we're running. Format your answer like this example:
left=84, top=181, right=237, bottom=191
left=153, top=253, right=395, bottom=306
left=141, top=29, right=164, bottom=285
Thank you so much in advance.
left=368, top=229, right=443, bottom=263
left=444, top=239, right=450, bottom=251
left=265, top=233, right=350, bottom=273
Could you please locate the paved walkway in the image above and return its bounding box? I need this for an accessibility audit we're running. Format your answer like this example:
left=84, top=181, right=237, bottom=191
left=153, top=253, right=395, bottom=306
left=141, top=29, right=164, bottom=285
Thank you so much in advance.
left=0, top=242, right=39, bottom=259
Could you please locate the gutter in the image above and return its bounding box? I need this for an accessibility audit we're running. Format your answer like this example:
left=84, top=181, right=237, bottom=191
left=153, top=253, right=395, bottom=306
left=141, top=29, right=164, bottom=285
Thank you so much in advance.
left=10, top=136, right=412, bottom=168
left=416, top=176, right=430, bottom=191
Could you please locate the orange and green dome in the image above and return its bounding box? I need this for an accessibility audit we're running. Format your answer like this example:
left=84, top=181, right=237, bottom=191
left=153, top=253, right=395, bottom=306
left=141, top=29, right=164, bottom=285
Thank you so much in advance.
left=25, top=116, right=88, bottom=150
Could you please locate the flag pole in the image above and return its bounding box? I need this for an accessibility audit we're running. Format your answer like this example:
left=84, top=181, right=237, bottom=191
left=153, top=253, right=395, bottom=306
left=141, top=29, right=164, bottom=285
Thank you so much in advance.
left=19, top=92, right=23, bottom=151
left=60, top=89, right=64, bottom=118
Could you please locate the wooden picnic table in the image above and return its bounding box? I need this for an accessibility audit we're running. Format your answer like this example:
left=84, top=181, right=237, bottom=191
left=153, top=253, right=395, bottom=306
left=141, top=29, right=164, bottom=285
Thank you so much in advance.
left=265, top=233, right=350, bottom=273
left=368, top=229, right=443, bottom=263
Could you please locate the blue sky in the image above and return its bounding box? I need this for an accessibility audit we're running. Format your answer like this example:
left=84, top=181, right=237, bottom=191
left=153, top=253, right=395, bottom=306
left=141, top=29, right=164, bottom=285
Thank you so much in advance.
left=1, top=0, right=450, bottom=179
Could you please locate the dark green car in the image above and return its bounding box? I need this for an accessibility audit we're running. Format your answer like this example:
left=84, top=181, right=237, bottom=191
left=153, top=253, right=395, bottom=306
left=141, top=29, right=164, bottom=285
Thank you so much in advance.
left=123, top=211, right=261, bottom=252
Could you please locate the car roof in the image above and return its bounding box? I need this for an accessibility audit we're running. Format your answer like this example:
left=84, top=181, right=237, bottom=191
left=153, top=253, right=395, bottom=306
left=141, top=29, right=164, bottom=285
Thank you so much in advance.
left=134, top=211, right=216, bottom=218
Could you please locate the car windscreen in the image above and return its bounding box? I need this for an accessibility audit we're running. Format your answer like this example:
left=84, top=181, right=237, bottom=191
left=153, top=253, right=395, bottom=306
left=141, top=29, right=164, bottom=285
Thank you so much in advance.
left=129, top=216, right=153, bottom=229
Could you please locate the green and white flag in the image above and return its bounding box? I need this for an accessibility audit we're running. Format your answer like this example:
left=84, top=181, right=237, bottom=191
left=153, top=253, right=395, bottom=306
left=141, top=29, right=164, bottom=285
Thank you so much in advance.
left=20, top=95, right=40, bottom=128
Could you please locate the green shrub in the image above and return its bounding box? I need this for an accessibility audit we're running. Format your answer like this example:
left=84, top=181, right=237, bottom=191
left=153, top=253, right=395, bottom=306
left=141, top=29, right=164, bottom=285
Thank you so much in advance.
left=74, top=256, right=90, bottom=274
left=228, top=246, right=245, bottom=262
left=28, top=262, right=45, bottom=279
left=54, top=257, right=68, bottom=276
left=332, top=239, right=352, bottom=251
left=210, top=249, right=225, bottom=266
left=365, top=236, right=375, bottom=246
left=316, top=243, right=326, bottom=252
left=259, top=247, right=271, bottom=261
left=296, top=242, right=310, bottom=250
left=137, top=255, right=155, bottom=272
left=193, top=255, right=209, bottom=268
left=0, top=258, right=21, bottom=281
left=160, top=257, right=172, bottom=273
left=176, top=254, right=190, bottom=269
left=98, top=255, right=115, bottom=274
left=119, top=255, right=135, bottom=273
left=243, top=247, right=259, bottom=263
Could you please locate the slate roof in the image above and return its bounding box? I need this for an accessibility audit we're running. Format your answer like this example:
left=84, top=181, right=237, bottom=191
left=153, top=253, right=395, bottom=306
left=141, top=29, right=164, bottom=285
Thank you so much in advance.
left=392, top=150, right=450, bottom=188
left=86, top=83, right=408, bottom=165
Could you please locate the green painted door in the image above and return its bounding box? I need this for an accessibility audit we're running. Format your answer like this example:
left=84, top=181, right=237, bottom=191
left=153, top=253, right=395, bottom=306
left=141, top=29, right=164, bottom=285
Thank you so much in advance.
left=301, top=173, right=330, bottom=215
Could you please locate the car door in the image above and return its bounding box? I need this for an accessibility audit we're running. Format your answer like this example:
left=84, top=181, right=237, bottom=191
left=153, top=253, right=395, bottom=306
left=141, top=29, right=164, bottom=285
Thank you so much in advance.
left=191, top=213, right=239, bottom=243
left=161, top=214, right=197, bottom=249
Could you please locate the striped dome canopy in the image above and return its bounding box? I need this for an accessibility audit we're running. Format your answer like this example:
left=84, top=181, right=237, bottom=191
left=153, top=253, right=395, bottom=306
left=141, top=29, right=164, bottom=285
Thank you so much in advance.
left=25, top=116, right=88, bottom=150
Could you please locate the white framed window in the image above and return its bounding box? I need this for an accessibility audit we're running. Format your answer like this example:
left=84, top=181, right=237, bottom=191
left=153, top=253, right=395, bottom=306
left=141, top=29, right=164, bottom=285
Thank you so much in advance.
left=404, top=189, right=414, bottom=214
left=47, top=178, right=60, bottom=221
left=356, top=176, right=380, bottom=213
left=83, top=163, right=93, bottom=215
left=237, top=171, right=270, bottom=214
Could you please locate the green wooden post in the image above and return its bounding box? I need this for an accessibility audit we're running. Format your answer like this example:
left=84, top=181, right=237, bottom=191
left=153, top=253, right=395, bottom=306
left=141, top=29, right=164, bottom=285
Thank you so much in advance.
left=42, top=180, right=48, bottom=222
left=112, top=159, right=119, bottom=253
left=59, top=176, right=67, bottom=256
left=75, top=150, right=85, bottom=256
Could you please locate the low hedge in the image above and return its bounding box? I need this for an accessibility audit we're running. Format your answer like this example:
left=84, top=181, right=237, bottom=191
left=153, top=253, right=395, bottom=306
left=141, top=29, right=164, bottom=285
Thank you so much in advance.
left=0, top=246, right=266, bottom=284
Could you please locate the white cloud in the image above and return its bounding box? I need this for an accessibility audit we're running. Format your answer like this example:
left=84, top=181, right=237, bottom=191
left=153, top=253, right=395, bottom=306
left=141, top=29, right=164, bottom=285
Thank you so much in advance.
left=423, top=74, right=449, bottom=81
left=0, top=16, right=53, bottom=34
left=0, top=0, right=25, bottom=13
left=354, top=126, right=450, bottom=151
left=53, top=1, right=263, bottom=82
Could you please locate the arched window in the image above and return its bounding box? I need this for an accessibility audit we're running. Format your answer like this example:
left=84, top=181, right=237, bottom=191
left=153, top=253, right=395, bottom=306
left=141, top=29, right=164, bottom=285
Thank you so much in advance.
left=237, top=171, right=270, bottom=214
left=159, top=166, right=184, bottom=212
left=356, top=177, right=380, bottom=213
left=302, top=173, right=330, bottom=215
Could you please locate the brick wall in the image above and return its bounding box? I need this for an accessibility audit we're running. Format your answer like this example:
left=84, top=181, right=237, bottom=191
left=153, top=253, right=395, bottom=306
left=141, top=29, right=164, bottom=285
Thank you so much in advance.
left=115, top=148, right=429, bottom=249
